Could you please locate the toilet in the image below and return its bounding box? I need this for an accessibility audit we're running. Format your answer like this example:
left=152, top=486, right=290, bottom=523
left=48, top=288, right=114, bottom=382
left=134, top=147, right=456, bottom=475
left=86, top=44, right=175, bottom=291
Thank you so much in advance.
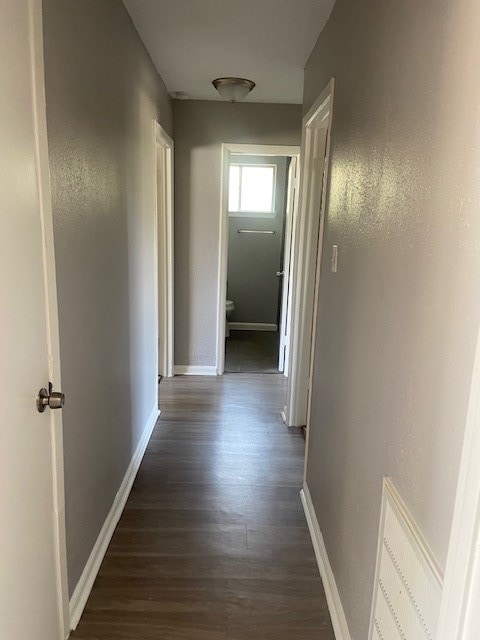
left=225, top=299, right=235, bottom=337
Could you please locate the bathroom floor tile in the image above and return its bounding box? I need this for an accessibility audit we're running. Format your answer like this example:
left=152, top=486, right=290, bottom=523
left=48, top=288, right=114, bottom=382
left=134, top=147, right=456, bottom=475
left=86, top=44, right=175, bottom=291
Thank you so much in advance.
left=224, top=331, right=280, bottom=373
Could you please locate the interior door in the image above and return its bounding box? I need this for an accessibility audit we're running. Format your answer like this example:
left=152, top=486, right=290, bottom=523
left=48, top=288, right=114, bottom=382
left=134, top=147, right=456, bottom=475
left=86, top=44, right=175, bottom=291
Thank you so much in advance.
left=0, top=2, right=66, bottom=639
left=278, top=157, right=298, bottom=373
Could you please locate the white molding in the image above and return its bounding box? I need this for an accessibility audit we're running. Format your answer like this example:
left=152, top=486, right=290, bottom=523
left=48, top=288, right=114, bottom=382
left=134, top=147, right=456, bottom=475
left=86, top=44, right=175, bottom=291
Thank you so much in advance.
left=174, top=365, right=218, bottom=376
left=154, top=121, right=174, bottom=378
left=369, top=478, right=443, bottom=640
left=226, top=143, right=301, bottom=157
left=301, top=484, right=352, bottom=640
left=154, top=121, right=173, bottom=149
left=216, top=143, right=301, bottom=377
left=436, top=322, right=480, bottom=640
left=228, top=322, right=277, bottom=331
left=215, top=144, right=230, bottom=376
left=278, top=156, right=298, bottom=375
left=285, top=78, right=335, bottom=428
left=69, top=406, right=159, bottom=630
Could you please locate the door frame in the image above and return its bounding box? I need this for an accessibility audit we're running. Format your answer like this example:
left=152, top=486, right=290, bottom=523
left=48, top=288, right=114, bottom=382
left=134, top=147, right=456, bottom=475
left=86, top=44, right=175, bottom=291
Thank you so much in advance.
left=30, top=1, right=69, bottom=636
left=216, top=143, right=300, bottom=375
left=285, top=79, right=335, bottom=428
left=436, top=321, right=480, bottom=639
left=278, top=156, right=300, bottom=375
left=154, top=122, right=174, bottom=378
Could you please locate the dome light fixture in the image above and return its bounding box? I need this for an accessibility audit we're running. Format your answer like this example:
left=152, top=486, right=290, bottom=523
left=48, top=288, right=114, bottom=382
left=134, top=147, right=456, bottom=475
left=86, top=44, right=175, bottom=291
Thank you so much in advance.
left=212, top=77, right=256, bottom=103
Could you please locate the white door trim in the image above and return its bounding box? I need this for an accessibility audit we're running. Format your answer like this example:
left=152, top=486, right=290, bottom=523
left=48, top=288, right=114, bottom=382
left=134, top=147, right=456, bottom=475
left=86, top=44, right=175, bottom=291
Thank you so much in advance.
left=216, top=143, right=300, bottom=375
left=154, top=122, right=174, bottom=378
left=278, top=156, right=299, bottom=375
left=301, top=485, right=352, bottom=640
left=436, top=322, right=480, bottom=639
left=285, top=79, right=335, bottom=428
left=31, top=2, right=69, bottom=636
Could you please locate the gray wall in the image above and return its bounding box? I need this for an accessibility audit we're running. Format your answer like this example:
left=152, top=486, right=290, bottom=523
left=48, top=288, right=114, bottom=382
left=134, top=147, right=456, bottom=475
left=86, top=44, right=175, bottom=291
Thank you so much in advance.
left=227, top=155, right=288, bottom=325
left=173, top=100, right=301, bottom=366
left=304, top=0, right=480, bottom=636
left=43, top=0, right=172, bottom=594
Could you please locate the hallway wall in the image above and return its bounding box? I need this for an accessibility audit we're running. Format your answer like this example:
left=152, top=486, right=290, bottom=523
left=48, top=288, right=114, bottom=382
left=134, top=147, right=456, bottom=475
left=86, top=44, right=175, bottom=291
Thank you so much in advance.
left=172, top=100, right=301, bottom=367
left=43, top=0, right=172, bottom=595
left=303, top=0, right=480, bottom=636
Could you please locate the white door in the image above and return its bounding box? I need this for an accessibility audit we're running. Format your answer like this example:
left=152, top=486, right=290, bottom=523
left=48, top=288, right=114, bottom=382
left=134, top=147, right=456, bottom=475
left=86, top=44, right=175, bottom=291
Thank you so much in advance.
left=278, top=157, right=298, bottom=374
left=0, top=2, right=67, bottom=639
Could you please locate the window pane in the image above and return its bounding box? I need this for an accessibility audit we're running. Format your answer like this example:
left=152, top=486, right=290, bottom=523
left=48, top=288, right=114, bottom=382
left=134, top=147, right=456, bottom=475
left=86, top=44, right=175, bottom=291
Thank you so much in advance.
left=240, top=166, right=275, bottom=212
left=229, top=165, right=240, bottom=211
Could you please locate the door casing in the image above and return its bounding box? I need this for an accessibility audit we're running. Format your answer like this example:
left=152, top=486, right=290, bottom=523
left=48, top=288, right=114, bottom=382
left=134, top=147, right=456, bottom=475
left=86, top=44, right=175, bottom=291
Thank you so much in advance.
left=278, top=156, right=299, bottom=376
left=155, top=122, right=174, bottom=379
left=216, top=143, right=300, bottom=375
left=285, top=79, right=335, bottom=429
left=436, top=321, right=480, bottom=639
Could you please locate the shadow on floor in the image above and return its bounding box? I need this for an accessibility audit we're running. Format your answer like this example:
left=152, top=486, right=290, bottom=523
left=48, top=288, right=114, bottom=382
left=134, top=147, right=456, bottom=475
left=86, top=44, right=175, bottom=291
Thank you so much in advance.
left=225, top=330, right=280, bottom=373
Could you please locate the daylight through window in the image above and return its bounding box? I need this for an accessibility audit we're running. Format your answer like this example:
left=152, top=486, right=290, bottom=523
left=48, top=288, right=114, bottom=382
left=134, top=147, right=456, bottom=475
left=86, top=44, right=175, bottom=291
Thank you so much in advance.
left=229, top=164, right=275, bottom=213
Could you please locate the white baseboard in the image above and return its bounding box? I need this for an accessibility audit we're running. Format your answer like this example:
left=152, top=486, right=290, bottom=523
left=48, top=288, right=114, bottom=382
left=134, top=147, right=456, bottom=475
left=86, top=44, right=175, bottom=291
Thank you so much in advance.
left=69, top=406, right=160, bottom=630
left=228, top=322, right=278, bottom=331
left=174, top=365, right=217, bottom=376
left=301, top=484, right=352, bottom=640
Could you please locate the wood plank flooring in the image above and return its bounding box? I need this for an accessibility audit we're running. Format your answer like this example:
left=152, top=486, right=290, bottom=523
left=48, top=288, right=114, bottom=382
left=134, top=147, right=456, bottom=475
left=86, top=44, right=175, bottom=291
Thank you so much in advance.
left=71, top=373, right=335, bottom=640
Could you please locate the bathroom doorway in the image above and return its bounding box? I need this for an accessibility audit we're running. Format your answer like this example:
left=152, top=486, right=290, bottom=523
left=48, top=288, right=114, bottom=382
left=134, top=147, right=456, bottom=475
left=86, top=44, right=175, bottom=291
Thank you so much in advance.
left=216, top=144, right=300, bottom=375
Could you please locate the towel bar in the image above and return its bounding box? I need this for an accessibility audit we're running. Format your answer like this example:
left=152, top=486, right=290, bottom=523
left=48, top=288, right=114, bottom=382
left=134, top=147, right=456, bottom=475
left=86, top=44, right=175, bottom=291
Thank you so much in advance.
left=237, top=229, right=275, bottom=235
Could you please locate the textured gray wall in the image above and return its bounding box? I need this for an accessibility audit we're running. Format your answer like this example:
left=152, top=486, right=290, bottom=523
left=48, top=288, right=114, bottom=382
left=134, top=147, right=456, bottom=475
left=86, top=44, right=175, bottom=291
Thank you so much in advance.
left=172, top=100, right=301, bottom=366
left=303, top=0, right=480, bottom=636
left=227, top=156, right=287, bottom=325
left=43, top=0, right=172, bottom=595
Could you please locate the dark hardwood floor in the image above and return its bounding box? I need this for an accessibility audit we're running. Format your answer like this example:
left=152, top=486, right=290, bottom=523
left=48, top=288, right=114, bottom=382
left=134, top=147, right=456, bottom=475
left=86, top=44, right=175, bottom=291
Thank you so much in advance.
left=71, top=374, right=335, bottom=640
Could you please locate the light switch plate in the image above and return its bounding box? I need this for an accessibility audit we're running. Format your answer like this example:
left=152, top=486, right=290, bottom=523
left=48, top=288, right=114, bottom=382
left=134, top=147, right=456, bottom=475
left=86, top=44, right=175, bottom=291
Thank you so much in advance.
left=331, top=244, right=338, bottom=273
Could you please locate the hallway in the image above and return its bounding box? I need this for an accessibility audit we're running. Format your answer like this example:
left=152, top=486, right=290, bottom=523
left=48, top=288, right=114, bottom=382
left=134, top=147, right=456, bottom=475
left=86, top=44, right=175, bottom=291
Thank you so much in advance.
left=72, top=374, right=334, bottom=639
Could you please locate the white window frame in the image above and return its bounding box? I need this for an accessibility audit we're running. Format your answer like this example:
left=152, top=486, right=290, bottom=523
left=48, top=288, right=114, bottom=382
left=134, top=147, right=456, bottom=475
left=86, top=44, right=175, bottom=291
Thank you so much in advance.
left=228, top=162, right=277, bottom=217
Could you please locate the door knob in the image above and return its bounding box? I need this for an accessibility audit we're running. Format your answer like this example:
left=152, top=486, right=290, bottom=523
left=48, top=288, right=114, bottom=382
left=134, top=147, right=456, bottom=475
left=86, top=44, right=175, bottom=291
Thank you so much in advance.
left=37, top=382, right=65, bottom=413
left=276, top=271, right=285, bottom=277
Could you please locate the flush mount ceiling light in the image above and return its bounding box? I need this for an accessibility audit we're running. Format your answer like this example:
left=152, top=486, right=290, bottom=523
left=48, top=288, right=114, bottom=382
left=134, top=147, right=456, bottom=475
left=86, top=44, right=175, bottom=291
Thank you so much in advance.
left=212, top=77, right=256, bottom=103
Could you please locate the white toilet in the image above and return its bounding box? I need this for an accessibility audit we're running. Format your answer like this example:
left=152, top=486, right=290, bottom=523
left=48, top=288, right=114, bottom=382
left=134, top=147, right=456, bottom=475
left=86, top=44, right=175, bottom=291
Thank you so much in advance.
left=225, top=299, right=235, bottom=337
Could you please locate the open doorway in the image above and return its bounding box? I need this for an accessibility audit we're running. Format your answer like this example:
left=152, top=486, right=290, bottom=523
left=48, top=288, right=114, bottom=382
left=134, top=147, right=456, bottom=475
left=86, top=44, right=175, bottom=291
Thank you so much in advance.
left=155, top=122, right=174, bottom=380
left=216, top=144, right=300, bottom=376
left=286, top=79, right=335, bottom=428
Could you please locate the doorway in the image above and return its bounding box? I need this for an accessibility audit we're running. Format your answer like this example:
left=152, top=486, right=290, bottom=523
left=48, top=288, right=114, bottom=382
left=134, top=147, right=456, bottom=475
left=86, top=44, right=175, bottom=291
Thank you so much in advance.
left=216, top=144, right=300, bottom=376
left=155, top=123, right=174, bottom=379
left=285, top=79, right=335, bottom=428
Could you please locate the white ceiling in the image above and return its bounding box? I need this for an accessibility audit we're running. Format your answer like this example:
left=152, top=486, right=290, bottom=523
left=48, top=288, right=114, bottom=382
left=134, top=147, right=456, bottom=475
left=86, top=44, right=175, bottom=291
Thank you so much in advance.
left=123, top=0, right=336, bottom=104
